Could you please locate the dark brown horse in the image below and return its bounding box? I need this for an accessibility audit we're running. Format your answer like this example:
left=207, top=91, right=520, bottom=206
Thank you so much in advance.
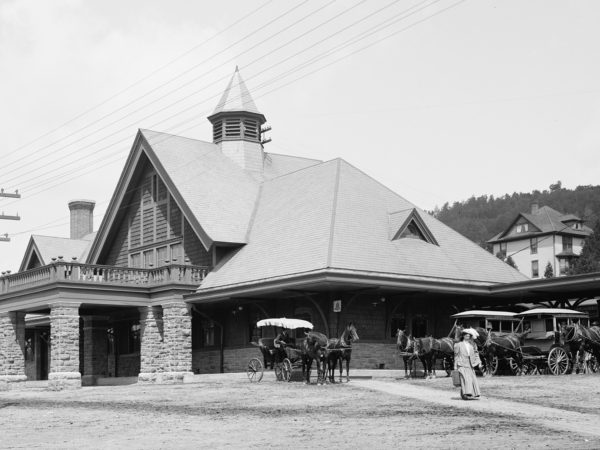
left=561, top=323, right=600, bottom=373
left=326, top=323, right=359, bottom=383
left=413, top=336, right=437, bottom=378
left=302, top=331, right=328, bottom=384
left=396, top=329, right=417, bottom=378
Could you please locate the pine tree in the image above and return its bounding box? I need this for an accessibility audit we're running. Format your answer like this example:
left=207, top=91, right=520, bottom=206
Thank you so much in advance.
left=506, top=256, right=518, bottom=270
left=544, top=262, right=554, bottom=278
left=571, top=220, right=600, bottom=275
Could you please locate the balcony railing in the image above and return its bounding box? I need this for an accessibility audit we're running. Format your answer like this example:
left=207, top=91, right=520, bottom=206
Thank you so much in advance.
left=0, top=261, right=210, bottom=295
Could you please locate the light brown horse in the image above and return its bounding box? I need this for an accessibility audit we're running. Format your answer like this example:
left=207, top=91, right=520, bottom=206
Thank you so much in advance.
left=396, top=329, right=417, bottom=378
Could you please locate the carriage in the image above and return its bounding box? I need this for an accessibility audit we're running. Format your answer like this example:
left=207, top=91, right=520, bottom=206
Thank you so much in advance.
left=246, top=317, right=313, bottom=383
left=449, top=310, right=521, bottom=376
left=513, top=308, right=592, bottom=375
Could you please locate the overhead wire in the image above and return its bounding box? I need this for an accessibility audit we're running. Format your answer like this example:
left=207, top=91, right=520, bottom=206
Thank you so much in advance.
left=1, top=0, right=416, bottom=193
left=2, top=0, right=467, bottom=237
left=0, top=0, right=274, bottom=167
left=0, top=0, right=312, bottom=179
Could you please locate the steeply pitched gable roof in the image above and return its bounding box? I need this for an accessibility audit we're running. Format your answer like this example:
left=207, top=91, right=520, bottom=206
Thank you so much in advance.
left=19, top=233, right=95, bottom=272
left=88, top=130, right=322, bottom=262
left=489, top=206, right=592, bottom=243
left=199, top=159, right=527, bottom=292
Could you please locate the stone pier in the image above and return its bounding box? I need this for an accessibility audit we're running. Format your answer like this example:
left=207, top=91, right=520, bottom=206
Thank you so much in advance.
left=0, top=311, right=27, bottom=390
left=48, top=303, right=81, bottom=390
left=161, top=301, right=193, bottom=383
left=138, top=306, right=164, bottom=383
left=138, top=301, right=192, bottom=384
left=82, top=315, right=108, bottom=386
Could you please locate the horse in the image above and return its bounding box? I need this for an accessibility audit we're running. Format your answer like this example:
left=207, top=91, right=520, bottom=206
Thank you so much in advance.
left=302, top=331, right=329, bottom=385
left=561, top=323, right=600, bottom=373
left=431, top=336, right=455, bottom=376
left=326, top=323, right=359, bottom=383
left=462, top=326, right=529, bottom=375
left=396, top=329, right=417, bottom=378
left=412, top=336, right=437, bottom=379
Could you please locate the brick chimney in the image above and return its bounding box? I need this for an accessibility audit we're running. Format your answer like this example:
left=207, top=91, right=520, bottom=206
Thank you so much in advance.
left=68, top=200, right=95, bottom=239
left=531, top=202, right=539, bottom=214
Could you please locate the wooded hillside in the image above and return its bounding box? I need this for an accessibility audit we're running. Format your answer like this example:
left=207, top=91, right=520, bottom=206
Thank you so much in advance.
left=433, top=182, right=600, bottom=248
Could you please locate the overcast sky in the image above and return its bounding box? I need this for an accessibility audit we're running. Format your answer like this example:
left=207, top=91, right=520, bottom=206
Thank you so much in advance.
left=1, top=0, right=599, bottom=271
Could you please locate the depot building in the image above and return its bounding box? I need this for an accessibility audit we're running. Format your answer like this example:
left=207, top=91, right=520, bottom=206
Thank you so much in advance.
left=1, top=69, right=599, bottom=389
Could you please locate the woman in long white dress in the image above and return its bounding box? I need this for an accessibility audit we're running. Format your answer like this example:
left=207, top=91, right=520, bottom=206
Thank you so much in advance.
left=453, top=328, right=481, bottom=400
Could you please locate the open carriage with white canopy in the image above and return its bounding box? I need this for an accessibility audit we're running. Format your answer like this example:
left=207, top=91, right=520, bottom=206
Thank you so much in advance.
left=246, top=317, right=313, bottom=382
left=513, top=308, right=591, bottom=375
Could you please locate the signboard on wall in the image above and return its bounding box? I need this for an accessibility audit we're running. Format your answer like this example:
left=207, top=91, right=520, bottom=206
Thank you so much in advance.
left=333, top=300, right=342, bottom=312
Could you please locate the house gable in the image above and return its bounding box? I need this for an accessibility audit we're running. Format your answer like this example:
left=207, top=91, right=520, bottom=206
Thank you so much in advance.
left=19, top=238, right=43, bottom=272
left=90, top=132, right=213, bottom=267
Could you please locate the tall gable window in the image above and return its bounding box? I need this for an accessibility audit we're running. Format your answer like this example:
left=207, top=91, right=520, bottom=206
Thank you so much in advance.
left=516, top=223, right=529, bottom=233
left=390, top=209, right=438, bottom=246
left=531, top=260, right=539, bottom=278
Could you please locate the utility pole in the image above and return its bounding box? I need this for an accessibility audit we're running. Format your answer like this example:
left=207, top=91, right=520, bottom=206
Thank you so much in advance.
left=0, top=188, right=21, bottom=242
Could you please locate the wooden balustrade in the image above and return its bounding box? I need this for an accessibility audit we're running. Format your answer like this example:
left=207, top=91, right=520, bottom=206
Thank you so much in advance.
left=0, top=261, right=210, bottom=295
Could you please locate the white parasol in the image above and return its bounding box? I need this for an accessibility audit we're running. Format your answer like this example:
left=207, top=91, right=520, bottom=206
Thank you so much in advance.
left=256, top=317, right=314, bottom=330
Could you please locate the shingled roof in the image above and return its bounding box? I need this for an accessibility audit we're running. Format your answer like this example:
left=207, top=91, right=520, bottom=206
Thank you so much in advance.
left=19, top=233, right=96, bottom=272
left=198, top=158, right=527, bottom=293
left=488, top=205, right=593, bottom=243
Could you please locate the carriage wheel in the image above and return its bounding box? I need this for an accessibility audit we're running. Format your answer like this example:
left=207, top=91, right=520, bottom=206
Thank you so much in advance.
left=247, top=358, right=264, bottom=383
left=548, top=347, right=569, bottom=375
left=282, top=358, right=292, bottom=382
left=508, top=357, right=524, bottom=376
left=480, top=356, right=499, bottom=377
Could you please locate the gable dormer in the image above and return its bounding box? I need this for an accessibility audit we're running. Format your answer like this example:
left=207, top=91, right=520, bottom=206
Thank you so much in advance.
left=389, top=208, right=438, bottom=246
left=508, top=216, right=539, bottom=236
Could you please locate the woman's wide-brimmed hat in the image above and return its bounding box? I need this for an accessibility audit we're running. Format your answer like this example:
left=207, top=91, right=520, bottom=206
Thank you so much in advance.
left=461, top=327, right=479, bottom=338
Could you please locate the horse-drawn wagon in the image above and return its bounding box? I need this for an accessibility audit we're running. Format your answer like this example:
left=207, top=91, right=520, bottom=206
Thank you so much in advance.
left=450, top=310, right=521, bottom=376
left=247, top=317, right=313, bottom=383
left=513, top=308, right=592, bottom=375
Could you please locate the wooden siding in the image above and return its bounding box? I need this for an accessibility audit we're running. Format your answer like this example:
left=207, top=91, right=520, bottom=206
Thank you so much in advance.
left=100, top=160, right=211, bottom=267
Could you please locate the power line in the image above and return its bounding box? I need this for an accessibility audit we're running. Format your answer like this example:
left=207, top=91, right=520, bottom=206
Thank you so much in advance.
left=1, top=0, right=405, bottom=192
left=0, top=0, right=328, bottom=187
left=4, top=0, right=459, bottom=204
left=2, top=0, right=466, bottom=237
left=0, top=0, right=274, bottom=168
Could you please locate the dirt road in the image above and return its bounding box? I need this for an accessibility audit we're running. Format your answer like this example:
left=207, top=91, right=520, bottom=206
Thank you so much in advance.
left=1, top=373, right=599, bottom=449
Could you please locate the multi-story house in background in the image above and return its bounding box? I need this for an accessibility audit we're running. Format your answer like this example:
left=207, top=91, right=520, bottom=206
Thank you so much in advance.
left=488, top=203, right=593, bottom=278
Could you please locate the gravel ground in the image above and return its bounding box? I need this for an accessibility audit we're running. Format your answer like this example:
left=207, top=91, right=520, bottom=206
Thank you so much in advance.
left=0, top=372, right=599, bottom=449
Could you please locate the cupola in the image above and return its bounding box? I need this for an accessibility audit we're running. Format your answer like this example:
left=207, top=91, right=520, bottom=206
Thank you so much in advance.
left=207, top=67, right=268, bottom=173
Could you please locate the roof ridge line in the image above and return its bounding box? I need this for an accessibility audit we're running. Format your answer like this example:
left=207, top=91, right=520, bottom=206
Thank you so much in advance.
left=326, top=159, right=342, bottom=268
left=140, top=129, right=215, bottom=146
left=245, top=183, right=264, bottom=242
left=543, top=207, right=556, bottom=232
left=263, top=157, right=338, bottom=182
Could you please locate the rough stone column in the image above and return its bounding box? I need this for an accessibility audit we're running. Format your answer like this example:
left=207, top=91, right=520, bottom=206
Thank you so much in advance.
left=48, top=303, right=81, bottom=390
left=0, top=311, right=27, bottom=391
left=161, top=301, right=193, bottom=383
left=82, top=315, right=108, bottom=386
left=138, top=306, right=164, bottom=383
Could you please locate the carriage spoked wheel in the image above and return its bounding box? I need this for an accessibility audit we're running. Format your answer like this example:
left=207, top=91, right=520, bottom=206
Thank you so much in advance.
left=247, top=358, right=264, bottom=382
left=508, top=357, right=524, bottom=376
left=480, top=356, right=499, bottom=377
left=282, top=358, right=292, bottom=382
left=548, top=347, right=569, bottom=375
